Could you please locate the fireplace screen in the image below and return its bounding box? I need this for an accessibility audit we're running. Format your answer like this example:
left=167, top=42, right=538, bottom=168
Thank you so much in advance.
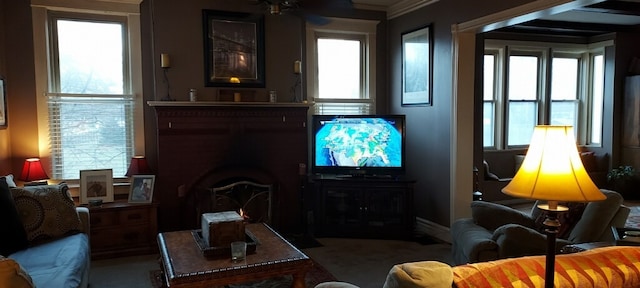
left=210, top=180, right=272, bottom=224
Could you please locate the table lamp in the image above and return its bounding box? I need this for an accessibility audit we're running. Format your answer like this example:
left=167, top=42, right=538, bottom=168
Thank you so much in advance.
left=19, top=158, right=49, bottom=185
left=125, top=156, right=152, bottom=177
left=502, top=125, right=605, bottom=288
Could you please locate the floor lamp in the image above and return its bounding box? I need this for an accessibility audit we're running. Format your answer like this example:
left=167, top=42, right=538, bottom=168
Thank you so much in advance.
left=502, top=125, right=606, bottom=288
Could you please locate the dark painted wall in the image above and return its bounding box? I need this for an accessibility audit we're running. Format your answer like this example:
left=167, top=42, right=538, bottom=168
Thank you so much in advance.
left=387, top=0, right=533, bottom=226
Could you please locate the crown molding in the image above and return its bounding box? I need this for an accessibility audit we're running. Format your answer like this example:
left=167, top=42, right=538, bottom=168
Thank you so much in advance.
left=387, top=0, right=440, bottom=19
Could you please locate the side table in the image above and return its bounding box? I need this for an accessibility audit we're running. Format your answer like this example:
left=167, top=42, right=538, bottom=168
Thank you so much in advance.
left=85, top=199, right=158, bottom=259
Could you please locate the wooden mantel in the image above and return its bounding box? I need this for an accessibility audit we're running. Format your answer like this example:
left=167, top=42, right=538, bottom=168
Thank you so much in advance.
left=149, top=101, right=310, bottom=233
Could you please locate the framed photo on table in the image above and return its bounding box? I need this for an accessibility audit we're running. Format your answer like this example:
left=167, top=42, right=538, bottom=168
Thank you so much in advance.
left=203, top=9, right=265, bottom=88
left=401, top=25, right=432, bottom=106
left=129, top=175, right=155, bottom=203
left=79, top=169, right=114, bottom=204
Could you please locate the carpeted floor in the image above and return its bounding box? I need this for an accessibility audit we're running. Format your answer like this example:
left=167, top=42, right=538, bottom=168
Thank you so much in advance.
left=149, top=259, right=336, bottom=288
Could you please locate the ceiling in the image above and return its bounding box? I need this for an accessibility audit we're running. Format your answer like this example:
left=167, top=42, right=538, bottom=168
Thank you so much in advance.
left=351, top=0, right=640, bottom=36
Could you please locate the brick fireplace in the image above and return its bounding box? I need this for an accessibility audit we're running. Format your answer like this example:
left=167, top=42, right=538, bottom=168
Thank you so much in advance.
left=149, top=102, right=310, bottom=233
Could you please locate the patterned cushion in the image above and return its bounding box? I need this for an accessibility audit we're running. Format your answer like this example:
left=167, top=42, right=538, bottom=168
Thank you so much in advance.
left=0, top=256, right=34, bottom=288
left=453, top=246, right=640, bottom=288
left=0, top=177, right=29, bottom=255
left=10, top=183, right=81, bottom=244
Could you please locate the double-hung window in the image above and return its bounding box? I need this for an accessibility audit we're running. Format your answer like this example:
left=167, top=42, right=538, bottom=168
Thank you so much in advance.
left=483, top=40, right=608, bottom=149
left=306, top=18, right=378, bottom=115
left=32, top=1, right=144, bottom=180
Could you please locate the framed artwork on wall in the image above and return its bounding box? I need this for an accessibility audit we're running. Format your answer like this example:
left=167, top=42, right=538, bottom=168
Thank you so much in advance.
left=80, top=169, right=114, bottom=204
left=203, top=10, right=265, bottom=88
left=401, top=25, right=432, bottom=106
left=128, top=175, right=155, bottom=204
left=0, top=77, right=7, bottom=128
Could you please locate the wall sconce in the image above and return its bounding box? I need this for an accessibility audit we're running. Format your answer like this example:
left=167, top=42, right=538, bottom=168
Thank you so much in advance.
left=291, top=60, right=302, bottom=102
left=20, top=158, right=49, bottom=185
left=161, top=53, right=174, bottom=101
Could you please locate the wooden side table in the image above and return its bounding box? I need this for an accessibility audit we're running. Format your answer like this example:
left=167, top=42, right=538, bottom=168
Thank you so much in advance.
left=86, top=199, right=158, bottom=259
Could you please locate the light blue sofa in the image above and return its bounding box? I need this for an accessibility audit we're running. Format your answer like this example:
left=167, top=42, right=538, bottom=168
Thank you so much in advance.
left=9, top=207, right=90, bottom=288
left=2, top=181, right=91, bottom=288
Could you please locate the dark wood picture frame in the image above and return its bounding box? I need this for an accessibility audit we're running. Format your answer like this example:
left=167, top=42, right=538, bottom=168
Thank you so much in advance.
left=0, top=77, right=6, bottom=128
left=203, top=10, right=265, bottom=88
left=401, top=25, right=433, bottom=106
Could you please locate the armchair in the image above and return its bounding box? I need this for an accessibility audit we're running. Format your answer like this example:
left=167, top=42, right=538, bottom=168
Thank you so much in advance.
left=451, top=189, right=630, bottom=265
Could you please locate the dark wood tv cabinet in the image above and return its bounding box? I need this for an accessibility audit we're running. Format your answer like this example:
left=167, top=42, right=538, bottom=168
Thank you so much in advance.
left=309, top=175, right=415, bottom=239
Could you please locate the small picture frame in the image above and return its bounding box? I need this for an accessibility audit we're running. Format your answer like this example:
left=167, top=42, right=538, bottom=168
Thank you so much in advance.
left=129, top=175, right=155, bottom=203
left=80, top=169, right=114, bottom=204
left=0, top=77, right=7, bottom=128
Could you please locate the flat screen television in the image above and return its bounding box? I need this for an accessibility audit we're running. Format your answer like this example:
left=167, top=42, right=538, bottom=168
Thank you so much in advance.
left=311, top=114, right=406, bottom=177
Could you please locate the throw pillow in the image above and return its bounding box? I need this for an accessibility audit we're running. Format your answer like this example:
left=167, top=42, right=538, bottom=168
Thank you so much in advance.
left=0, top=177, right=29, bottom=256
left=532, top=202, right=587, bottom=239
left=0, top=256, right=34, bottom=288
left=10, top=183, right=81, bottom=244
left=2, top=174, right=17, bottom=188
left=383, top=261, right=452, bottom=288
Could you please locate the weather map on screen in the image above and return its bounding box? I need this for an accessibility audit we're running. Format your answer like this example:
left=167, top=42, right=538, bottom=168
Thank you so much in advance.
left=315, top=117, right=403, bottom=168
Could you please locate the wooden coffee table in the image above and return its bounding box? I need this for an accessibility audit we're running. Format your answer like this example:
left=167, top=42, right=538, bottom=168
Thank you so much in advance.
left=157, top=223, right=313, bottom=288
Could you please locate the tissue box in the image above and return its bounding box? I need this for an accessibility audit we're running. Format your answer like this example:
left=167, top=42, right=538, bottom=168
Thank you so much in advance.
left=201, top=211, right=245, bottom=248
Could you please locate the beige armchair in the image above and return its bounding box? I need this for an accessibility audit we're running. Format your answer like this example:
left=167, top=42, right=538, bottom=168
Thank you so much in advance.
left=451, top=189, right=630, bottom=265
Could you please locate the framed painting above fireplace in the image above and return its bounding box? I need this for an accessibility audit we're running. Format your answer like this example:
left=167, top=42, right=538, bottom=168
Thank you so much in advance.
left=203, top=10, right=265, bottom=88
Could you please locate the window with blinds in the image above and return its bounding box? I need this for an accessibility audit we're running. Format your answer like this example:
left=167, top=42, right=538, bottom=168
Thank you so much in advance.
left=47, top=13, right=134, bottom=179
left=306, top=18, right=378, bottom=115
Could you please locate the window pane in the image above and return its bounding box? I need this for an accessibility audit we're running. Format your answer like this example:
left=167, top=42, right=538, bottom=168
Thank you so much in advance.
left=57, top=19, right=124, bottom=94
left=483, top=102, right=494, bottom=147
left=317, top=38, right=360, bottom=99
left=508, top=56, right=538, bottom=100
left=49, top=97, right=133, bottom=179
left=550, top=101, right=578, bottom=127
left=483, top=55, right=494, bottom=101
left=551, top=58, right=578, bottom=100
left=508, top=102, right=537, bottom=146
left=591, top=55, right=604, bottom=144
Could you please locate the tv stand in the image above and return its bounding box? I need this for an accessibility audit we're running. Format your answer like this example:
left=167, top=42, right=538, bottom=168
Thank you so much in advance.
left=309, top=174, right=415, bottom=239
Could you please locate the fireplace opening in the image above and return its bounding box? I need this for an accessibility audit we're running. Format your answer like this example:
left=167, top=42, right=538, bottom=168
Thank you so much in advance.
left=209, top=180, right=272, bottom=224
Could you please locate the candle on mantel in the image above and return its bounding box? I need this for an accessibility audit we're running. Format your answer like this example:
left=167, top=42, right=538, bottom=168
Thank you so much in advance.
left=161, top=53, right=171, bottom=68
left=294, top=60, right=301, bottom=74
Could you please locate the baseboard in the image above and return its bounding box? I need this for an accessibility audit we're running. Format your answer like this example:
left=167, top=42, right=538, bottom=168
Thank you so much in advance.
left=415, top=217, right=451, bottom=244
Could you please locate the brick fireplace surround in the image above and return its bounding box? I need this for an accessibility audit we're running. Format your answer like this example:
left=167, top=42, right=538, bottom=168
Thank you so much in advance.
left=149, top=102, right=310, bottom=233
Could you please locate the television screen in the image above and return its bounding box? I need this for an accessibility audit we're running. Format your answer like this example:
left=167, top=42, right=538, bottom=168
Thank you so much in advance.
left=312, top=115, right=406, bottom=176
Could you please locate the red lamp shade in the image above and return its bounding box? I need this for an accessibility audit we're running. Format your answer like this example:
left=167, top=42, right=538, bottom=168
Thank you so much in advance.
left=125, top=156, right=152, bottom=176
left=20, top=158, right=49, bottom=182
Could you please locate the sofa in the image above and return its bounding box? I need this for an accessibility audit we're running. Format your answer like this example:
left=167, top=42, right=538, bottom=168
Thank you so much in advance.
left=316, top=246, right=640, bottom=288
left=0, top=176, right=90, bottom=288
left=450, top=189, right=629, bottom=265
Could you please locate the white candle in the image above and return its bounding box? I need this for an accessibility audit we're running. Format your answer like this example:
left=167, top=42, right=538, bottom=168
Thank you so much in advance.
left=294, top=60, right=301, bottom=74
left=161, top=53, right=171, bottom=68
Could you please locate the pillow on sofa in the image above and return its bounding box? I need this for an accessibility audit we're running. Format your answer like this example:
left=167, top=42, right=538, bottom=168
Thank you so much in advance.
left=10, top=183, right=81, bottom=244
left=0, top=177, right=29, bottom=256
left=580, top=151, right=598, bottom=172
left=383, top=261, right=452, bottom=288
left=0, top=256, right=34, bottom=288
left=2, top=174, right=17, bottom=188
left=453, top=246, right=640, bottom=288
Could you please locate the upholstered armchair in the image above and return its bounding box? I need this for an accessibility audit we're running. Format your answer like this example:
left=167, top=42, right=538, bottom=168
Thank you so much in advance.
left=451, top=189, right=630, bottom=265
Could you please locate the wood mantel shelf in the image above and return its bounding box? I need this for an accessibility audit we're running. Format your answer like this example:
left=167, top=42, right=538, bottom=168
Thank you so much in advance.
left=147, top=101, right=312, bottom=108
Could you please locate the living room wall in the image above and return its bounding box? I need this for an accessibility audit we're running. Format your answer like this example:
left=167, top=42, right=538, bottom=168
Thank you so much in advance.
left=0, top=0, right=8, bottom=175
left=386, top=0, right=533, bottom=226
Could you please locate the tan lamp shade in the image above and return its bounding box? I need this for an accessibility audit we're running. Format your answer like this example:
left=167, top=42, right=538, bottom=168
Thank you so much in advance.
left=502, top=125, right=605, bottom=202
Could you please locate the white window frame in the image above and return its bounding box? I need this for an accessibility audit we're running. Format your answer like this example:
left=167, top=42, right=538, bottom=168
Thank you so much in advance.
left=305, top=17, right=378, bottom=115
left=31, top=0, right=144, bottom=181
left=484, top=39, right=610, bottom=150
